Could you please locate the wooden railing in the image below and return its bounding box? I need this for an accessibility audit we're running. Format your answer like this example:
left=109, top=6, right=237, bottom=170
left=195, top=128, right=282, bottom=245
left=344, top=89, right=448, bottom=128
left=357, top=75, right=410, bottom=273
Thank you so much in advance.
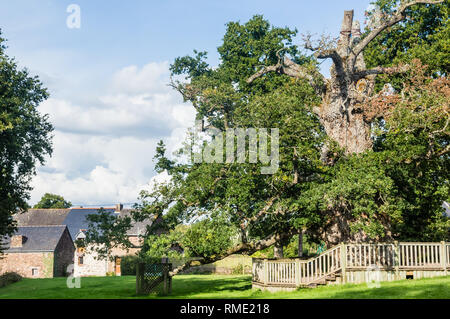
left=345, top=243, right=395, bottom=268
left=252, top=241, right=449, bottom=287
left=398, top=243, right=442, bottom=268
left=299, top=245, right=342, bottom=284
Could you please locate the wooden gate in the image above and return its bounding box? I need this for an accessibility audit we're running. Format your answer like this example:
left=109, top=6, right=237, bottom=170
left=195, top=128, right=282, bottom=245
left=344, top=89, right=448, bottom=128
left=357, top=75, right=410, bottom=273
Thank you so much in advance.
left=136, top=262, right=172, bottom=295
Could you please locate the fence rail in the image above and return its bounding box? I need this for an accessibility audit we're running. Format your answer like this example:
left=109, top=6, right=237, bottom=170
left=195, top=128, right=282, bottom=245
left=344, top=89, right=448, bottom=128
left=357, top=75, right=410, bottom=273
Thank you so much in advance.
left=253, top=241, right=449, bottom=288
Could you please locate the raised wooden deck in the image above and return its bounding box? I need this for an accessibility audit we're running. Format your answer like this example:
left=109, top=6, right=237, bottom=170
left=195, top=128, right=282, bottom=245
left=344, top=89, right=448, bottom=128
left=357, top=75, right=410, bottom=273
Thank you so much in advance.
left=252, top=241, right=449, bottom=291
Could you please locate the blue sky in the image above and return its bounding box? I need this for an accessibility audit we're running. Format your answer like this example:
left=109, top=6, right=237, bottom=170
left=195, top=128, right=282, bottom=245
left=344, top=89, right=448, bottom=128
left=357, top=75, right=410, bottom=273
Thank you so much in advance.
left=0, top=0, right=373, bottom=206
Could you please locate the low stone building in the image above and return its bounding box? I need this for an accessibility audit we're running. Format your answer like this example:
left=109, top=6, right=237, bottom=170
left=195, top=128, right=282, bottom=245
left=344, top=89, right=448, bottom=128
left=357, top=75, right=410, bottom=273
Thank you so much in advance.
left=0, top=225, right=74, bottom=278
left=13, top=205, right=149, bottom=277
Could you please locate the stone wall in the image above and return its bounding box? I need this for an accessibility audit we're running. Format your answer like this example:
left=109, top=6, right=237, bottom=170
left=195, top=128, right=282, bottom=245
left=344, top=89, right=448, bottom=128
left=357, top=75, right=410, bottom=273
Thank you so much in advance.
left=175, top=254, right=253, bottom=275
left=107, top=236, right=142, bottom=274
left=73, top=236, right=143, bottom=277
left=0, top=252, right=54, bottom=278
left=73, top=244, right=108, bottom=277
left=54, top=228, right=75, bottom=276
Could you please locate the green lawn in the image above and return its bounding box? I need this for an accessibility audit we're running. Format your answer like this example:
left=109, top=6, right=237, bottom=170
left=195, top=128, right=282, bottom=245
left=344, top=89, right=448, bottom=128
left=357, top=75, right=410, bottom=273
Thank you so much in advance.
left=0, top=274, right=449, bottom=299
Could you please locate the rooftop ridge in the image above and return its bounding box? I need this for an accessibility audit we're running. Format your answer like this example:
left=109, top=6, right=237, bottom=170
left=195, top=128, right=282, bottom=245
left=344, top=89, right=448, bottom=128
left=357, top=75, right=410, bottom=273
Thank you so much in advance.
left=69, top=207, right=116, bottom=210
left=17, top=225, right=67, bottom=228
left=24, top=208, right=70, bottom=211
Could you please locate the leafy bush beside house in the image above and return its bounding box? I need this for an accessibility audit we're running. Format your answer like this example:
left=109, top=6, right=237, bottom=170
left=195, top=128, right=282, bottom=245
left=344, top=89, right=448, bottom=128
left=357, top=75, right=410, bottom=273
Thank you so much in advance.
left=0, top=272, right=22, bottom=288
left=120, top=255, right=140, bottom=276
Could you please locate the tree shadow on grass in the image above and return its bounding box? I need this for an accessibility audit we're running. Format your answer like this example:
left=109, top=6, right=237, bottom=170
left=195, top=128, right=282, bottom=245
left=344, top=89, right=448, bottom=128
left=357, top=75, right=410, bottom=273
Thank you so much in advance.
left=322, top=282, right=450, bottom=299
left=167, top=275, right=252, bottom=298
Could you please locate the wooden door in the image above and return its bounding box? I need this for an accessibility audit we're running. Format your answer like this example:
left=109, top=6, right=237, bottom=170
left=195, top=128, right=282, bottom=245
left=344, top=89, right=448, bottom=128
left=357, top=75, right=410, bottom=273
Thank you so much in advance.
left=115, top=257, right=121, bottom=276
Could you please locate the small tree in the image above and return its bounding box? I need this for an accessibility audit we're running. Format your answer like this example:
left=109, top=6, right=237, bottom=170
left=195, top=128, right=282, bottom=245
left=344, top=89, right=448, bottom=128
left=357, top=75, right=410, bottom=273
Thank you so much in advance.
left=33, top=193, right=72, bottom=209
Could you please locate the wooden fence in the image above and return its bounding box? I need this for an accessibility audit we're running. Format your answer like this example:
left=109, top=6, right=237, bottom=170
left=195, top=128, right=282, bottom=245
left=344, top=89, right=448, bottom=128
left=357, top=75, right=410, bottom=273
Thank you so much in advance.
left=136, top=262, right=172, bottom=295
left=252, top=241, right=449, bottom=290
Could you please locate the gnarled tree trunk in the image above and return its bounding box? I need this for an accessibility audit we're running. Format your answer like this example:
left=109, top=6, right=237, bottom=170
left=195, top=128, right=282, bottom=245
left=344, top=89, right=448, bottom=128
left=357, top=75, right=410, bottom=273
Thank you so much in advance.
left=247, top=1, right=443, bottom=245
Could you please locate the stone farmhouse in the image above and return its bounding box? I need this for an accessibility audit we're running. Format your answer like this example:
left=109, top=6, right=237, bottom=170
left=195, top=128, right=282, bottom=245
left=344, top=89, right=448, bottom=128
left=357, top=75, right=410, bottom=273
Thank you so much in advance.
left=0, top=225, right=74, bottom=278
left=0, top=204, right=149, bottom=278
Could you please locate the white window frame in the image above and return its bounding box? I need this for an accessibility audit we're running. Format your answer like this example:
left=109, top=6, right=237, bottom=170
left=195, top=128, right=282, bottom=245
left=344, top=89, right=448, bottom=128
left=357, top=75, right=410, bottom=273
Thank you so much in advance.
left=31, top=267, right=39, bottom=277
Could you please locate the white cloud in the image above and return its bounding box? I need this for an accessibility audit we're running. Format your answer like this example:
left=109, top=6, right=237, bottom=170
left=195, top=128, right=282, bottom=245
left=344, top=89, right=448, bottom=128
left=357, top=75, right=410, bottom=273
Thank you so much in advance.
left=110, top=61, right=170, bottom=94
left=30, top=61, right=196, bottom=206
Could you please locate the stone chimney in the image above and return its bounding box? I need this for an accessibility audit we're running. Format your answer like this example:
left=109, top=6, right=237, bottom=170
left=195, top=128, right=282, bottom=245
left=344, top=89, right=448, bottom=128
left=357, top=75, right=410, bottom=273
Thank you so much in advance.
left=115, top=203, right=123, bottom=212
left=10, top=235, right=25, bottom=248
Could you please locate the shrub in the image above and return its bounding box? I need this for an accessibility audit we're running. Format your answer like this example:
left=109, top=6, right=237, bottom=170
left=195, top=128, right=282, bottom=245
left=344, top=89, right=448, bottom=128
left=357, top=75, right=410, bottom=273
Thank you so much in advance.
left=0, top=272, right=22, bottom=288
left=231, top=264, right=251, bottom=275
left=120, top=255, right=140, bottom=276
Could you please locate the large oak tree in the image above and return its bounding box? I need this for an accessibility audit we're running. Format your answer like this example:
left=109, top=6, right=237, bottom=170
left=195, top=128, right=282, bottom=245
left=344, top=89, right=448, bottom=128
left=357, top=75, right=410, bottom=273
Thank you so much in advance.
left=85, top=1, right=448, bottom=274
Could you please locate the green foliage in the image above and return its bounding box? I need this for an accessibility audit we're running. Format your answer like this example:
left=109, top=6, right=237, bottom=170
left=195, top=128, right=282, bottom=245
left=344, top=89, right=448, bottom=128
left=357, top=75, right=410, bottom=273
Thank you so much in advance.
left=370, top=68, right=450, bottom=240
left=181, top=213, right=236, bottom=258
left=85, top=208, right=134, bottom=260
left=33, top=193, right=72, bottom=209
left=128, top=15, right=326, bottom=263
left=364, top=0, right=449, bottom=91
left=153, top=140, right=175, bottom=173
left=0, top=272, right=22, bottom=288
left=230, top=264, right=251, bottom=275
left=120, top=255, right=140, bottom=276
left=0, top=30, right=53, bottom=251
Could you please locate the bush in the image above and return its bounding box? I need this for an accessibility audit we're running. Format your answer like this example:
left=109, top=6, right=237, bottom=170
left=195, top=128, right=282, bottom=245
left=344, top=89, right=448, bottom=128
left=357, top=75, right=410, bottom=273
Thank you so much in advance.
left=0, top=272, right=22, bottom=288
left=120, top=255, right=140, bottom=276
left=231, top=264, right=251, bottom=275
left=105, top=272, right=115, bottom=277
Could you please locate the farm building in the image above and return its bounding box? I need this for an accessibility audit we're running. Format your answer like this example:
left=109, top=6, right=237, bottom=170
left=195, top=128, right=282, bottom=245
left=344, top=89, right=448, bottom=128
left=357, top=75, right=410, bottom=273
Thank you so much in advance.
left=0, top=225, right=74, bottom=278
left=7, top=204, right=149, bottom=277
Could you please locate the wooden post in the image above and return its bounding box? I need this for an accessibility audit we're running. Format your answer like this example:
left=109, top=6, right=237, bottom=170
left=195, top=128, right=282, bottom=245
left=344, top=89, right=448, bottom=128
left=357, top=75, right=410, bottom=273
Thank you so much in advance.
left=163, top=265, right=168, bottom=295
left=340, top=243, right=347, bottom=284
left=441, top=241, right=447, bottom=276
left=136, top=262, right=144, bottom=295
left=295, top=259, right=300, bottom=287
left=394, top=241, right=400, bottom=280
left=263, top=259, right=268, bottom=285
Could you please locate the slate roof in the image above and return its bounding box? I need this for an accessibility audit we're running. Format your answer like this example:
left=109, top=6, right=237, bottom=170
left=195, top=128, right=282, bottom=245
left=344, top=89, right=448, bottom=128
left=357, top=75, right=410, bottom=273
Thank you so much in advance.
left=15, top=209, right=70, bottom=226
left=2, top=225, right=68, bottom=253
left=15, top=207, right=153, bottom=240
left=119, top=209, right=153, bottom=236
left=62, top=208, right=116, bottom=241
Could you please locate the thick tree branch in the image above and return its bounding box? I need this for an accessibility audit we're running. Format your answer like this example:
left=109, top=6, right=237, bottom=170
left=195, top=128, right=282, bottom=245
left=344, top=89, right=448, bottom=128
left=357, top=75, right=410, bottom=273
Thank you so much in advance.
left=169, top=229, right=300, bottom=276
left=247, top=56, right=326, bottom=95
left=353, top=64, right=410, bottom=80
left=350, top=0, right=444, bottom=69
left=246, top=64, right=282, bottom=84
left=244, top=195, right=280, bottom=225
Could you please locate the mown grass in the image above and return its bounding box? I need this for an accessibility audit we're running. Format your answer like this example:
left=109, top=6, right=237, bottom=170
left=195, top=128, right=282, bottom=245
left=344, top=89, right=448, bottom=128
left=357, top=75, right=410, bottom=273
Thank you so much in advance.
left=0, top=274, right=448, bottom=299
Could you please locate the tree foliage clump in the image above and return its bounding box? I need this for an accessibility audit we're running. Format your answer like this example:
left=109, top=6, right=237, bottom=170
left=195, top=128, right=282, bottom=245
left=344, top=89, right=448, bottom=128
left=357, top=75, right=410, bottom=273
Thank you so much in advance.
left=33, top=193, right=72, bottom=209
left=0, top=31, right=53, bottom=251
